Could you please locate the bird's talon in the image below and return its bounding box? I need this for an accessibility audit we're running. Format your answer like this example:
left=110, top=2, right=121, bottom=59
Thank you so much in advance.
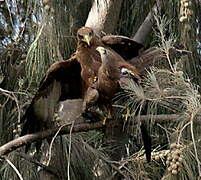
left=103, top=117, right=107, bottom=125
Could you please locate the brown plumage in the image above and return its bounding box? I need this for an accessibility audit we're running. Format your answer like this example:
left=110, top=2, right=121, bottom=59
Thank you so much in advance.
left=21, top=27, right=143, bottom=139
left=82, top=87, right=99, bottom=111
left=75, top=27, right=102, bottom=93
left=21, top=57, right=82, bottom=152
left=96, top=46, right=141, bottom=101
left=82, top=46, right=142, bottom=121
left=82, top=46, right=142, bottom=117
left=95, top=47, right=151, bottom=162
left=74, top=27, right=143, bottom=112
left=101, top=35, right=143, bottom=60
left=76, top=27, right=143, bottom=93
left=21, top=57, right=82, bottom=136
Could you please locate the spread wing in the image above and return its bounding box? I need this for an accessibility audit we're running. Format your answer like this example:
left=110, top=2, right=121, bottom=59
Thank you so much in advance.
left=21, top=57, right=82, bottom=135
left=101, top=35, right=143, bottom=60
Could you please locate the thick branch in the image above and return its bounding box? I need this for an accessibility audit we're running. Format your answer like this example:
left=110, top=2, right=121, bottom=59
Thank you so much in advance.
left=85, top=0, right=123, bottom=34
left=0, top=113, right=198, bottom=157
left=0, top=120, right=120, bottom=156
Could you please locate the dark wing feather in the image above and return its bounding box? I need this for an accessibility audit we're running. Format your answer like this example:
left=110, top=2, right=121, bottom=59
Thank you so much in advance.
left=101, top=35, right=143, bottom=60
left=140, top=123, right=152, bottom=162
left=21, top=57, right=82, bottom=136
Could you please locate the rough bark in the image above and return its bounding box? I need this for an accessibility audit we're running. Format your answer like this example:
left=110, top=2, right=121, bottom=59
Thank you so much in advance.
left=0, top=114, right=194, bottom=157
left=85, top=0, right=123, bottom=34
left=0, top=119, right=120, bottom=157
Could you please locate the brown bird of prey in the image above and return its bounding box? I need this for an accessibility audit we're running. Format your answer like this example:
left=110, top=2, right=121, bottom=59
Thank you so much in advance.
left=75, top=27, right=143, bottom=95
left=83, top=46, right=142, bottom=111
left=21, top=27, right=143, bottom=139
left=94, top=47, right=151, bottom=162
left=96, top=46, right=141, bottom=100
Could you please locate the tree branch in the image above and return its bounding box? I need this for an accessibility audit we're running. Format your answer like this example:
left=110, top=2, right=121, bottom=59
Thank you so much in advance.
left=0, top=113, right=199, bottom=157
left=0, top=120, right=120, bottom=156
left=0, top=114, right=201, bottom=157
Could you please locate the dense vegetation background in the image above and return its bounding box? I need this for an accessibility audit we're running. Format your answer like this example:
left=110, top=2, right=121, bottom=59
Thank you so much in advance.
left=0, top=0, right=201, bottom=179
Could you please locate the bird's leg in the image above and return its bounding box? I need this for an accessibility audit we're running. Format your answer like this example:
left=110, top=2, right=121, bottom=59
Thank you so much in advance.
left=122, top=108, right=131, bottom=122
left=103, top=117, right=107, bottom=125
left=82, top=86, right=99, bottom=111
left=102, top=106, right=112, bottom=125
left=82, top=100, right=87, bottom=112
left=102, top=111, right=110, bottom=125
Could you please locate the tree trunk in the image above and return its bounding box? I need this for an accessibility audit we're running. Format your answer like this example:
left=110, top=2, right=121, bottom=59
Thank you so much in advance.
left=133, top=2, right=162, bottom=44
left=85, top=0, right=123, bottom=34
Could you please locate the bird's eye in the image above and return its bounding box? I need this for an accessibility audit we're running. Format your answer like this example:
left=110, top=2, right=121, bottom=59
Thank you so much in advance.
left=78, top=34, right=83, bottom=39
left=121, top=68, right=129, bottom=75
left=88, top=30, right=94, bottom=36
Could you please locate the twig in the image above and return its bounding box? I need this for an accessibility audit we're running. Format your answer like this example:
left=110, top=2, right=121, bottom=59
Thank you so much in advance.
left=178, top=121, right=191, bottom=143
left=190, top=113, right=201, bottom=177
left=0, top=88, right=25, bottom=123
left=5, top=0, right=14, bottom=28
left=5, top=157, right=23, bottom=180
left=110, top=163, right=129, bottom=179
left=11, top=92, right=21, bottom=124
left=0, top=120, right=115, bottom=156
left=67, top=121, right=75, bottom=180
left=156, top=123, right=171, bottom=144
left=16, top=152, right=59, bottom=178
left=0, top=88, right=27, bottom=96
left=100, top=156, right=129, bottom=179
left=1, top=114, right=201, bottom=157
left=47, top=124, right=68, bottom=166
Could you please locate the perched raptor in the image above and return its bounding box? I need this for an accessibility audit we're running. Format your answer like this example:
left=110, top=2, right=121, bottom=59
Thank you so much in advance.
left=83, top=46, right=141, bottom=110
left=96, top=46, right=141, bottom=100
left=21, top=27, right=143, bottom=136
left=87, top=47, right=152, bottom=162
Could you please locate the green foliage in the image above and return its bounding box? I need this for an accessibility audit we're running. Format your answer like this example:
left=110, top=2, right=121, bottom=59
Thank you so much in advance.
left=0, top=0, right=91, bottom=142
left=0, top=0, right=201, bottom=179
left=113, top=7, right=201, bottom=179
left=0, top=132, right=111, bottom=180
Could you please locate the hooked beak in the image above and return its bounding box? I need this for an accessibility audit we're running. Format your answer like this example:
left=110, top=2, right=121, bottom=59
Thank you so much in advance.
left=83, top=35, right=91, bottom=46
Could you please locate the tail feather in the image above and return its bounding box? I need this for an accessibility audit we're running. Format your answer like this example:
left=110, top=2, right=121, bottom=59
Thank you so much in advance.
left=21, top=105, right=39, bottom=136
left=21, top=105, right=42, bottom=152
left=140, top=123, right=152, bottom=162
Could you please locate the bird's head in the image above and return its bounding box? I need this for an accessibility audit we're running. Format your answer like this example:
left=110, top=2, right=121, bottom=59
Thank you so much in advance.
left=120, top=66, right=138, bottom=78
left=120, top=67, right=129, bottom=75
left=96, top=46, right=107, bottom=57
left=77, top=27, right=94, bottom=46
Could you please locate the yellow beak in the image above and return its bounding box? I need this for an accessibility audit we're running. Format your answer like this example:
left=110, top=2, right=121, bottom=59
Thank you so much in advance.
left=83, top=35, right=91, bottom=46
